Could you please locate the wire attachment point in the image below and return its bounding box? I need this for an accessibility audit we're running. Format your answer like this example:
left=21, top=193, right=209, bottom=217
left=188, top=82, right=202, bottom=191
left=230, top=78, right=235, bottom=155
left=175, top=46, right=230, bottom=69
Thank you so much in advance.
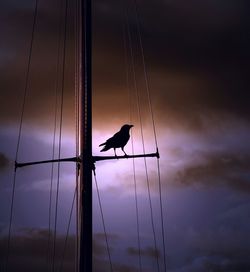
left=156, top=148, right=160, bottom=159
left=14, top=161, right=18, bottom=172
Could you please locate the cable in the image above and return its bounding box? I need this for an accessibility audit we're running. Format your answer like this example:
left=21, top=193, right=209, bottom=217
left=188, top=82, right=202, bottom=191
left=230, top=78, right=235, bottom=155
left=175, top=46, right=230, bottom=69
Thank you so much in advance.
left=131, top=134, right=143, bottom=271
left=46, top=1, right=65, bottom=270
left=5, top=171, right=17, bottom=272
left=5, top=0, right=39, bottom=271
left=125, top=8, right=160, bottom=272
left=93, top=172, right=114, bottom=272
left=132, top=0, right=158, bottom=149
left=132, top=2, right=167, bottom=270
left=47, top=105, right=57, bottom=271
left=59, top=188, right=77, bottom=272
left=74, top=0, right=81, bottom=271
left=122, top=8, right=142, bottom=271
left=157, top=159, right=167, bottom=271
left=52, top=0, right=69, bottom=270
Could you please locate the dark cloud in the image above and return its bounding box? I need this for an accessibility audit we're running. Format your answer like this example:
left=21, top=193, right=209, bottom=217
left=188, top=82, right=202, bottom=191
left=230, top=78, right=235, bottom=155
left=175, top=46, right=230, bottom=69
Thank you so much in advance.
left=1, top=0, right=249, bottom=131
left=0, top=0, right=75, bottom=131
left=93, top=259, right=140, bottom=272
left=93, top=234, right=113, bottom=272
left=0, top=228, right=76, bottom=272
left=93, top=232, right=119, bottom=257
left=92, top=0, right=250, bottom=130
left=1, top=229, right=126, bottom=272
left=176, top=152, right=250, bottom=193
left=181, top=229, right=250, bottom=272
left=93, top=232, right=141, bottom=272
left=171, top=255, right=250, bottom=272
left=163, top=200, right=250, bottom=271
left=7, top=226, right=250, bottom=272
left=112, top=263, right=139, bottom=272
left=0, top=153, right=9, bottom=170
left=127, top=246, right=159, bottom=259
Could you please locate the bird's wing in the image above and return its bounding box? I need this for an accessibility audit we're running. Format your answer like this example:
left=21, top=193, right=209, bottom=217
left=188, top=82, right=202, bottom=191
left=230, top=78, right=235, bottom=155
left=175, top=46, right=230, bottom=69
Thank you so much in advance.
left=100, top=132, right=119, bottom=146
left=99, top=130, right=124, bottom=148
left=99, top=136, right=115, bottom=147
left=104, top=136, right=116, bottom=146
left=107, top=131, right=122, bottom=144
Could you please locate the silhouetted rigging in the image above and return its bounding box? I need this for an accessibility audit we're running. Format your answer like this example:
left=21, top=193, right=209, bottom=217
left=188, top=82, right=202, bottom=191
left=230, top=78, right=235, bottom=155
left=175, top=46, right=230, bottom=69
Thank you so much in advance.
left=8, top=0, right=165, bottom=271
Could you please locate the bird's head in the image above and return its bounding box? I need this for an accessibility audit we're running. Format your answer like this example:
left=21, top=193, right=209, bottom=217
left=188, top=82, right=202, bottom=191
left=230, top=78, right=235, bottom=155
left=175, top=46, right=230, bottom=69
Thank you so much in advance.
left=121, top=124, right=134, bottom=131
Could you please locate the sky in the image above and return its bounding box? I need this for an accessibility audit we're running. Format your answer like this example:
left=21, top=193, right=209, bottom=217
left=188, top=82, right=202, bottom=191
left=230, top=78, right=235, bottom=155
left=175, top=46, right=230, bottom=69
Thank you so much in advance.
left=1, top=0, right=250, bottom=271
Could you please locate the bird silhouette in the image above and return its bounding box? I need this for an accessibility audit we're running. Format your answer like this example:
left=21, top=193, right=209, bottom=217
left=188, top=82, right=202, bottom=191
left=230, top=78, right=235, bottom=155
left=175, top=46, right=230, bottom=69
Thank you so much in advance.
left=99, top=124, right=134, bottom=156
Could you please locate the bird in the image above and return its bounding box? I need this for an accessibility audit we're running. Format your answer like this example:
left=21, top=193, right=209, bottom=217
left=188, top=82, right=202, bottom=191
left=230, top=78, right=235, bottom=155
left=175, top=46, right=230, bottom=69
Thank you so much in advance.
left=99, top=124, right=134, bottom=156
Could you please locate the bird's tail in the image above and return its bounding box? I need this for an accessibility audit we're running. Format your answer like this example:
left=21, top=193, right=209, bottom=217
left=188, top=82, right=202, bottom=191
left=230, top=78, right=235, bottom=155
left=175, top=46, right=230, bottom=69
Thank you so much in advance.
left=100, top=146, right=109, bottom=152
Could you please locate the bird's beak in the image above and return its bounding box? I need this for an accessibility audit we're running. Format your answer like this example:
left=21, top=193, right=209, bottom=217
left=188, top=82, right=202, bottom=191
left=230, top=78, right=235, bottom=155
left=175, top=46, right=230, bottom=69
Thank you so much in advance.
left=130, top=125, right=134, bottom=128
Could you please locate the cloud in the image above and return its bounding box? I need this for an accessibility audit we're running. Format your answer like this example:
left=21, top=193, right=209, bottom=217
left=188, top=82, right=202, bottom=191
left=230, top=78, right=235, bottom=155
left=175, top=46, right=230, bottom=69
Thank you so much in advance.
left=164, top=212, right=250, bottom=271
left=93, top=232, right=142, bottom=272
left=92, top=0, right=250, bottom=130
left=93, top=232, right=119, bottom=257
left=0, top=228, right=76, bottom=272
left=93, top=116, right=250, bottom=197
left=1, top=0, right=250, bottom=134
left=1, top=228, right=142, bottom=272
left=5, top=225, right=250, bottom=272
left=127, top=246, right=160, bottom=259
left=169, top=255, right=250, bottom=272
left=112, top=263, right=140, bottom=272
left=93, top=259, right=140, bottom=272
left=175, top=152, right=250, bottom=193
left=0, top=0, right=76, bottom=131
left=0, top=153, right=9, bottom=170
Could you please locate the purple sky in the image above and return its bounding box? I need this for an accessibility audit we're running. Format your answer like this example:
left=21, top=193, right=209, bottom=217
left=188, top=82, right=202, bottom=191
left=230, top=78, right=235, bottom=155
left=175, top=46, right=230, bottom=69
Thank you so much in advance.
left=1, top=0, right=250, bottom=271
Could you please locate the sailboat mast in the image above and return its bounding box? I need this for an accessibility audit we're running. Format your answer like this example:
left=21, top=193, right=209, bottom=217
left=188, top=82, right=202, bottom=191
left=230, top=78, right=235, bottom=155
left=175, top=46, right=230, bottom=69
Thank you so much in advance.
left=79, top=0, right=92, bottom=271
left=12, top=1, right=160, bottom=270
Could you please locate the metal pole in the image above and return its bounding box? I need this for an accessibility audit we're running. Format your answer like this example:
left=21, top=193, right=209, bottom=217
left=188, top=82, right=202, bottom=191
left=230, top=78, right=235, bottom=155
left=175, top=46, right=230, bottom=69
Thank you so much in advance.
left=79, top=0, right=92, bottom=271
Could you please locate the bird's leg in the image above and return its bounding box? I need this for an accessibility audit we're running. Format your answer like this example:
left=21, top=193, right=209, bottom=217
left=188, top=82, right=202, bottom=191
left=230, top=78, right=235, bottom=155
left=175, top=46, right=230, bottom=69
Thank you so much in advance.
left=122, top=147, right=128, bottom=157
left=114, top=148, right=117, bottom=157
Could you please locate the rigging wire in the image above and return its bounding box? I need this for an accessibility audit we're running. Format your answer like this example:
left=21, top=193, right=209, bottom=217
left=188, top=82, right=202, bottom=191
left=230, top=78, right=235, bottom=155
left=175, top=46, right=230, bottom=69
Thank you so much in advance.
left=74, top=0, right=81, bottom=270
left=47, top=74, right=58, bottom=272
left=157, top=158, right=167, bottom=271
left=125, top=7, right=160, bottom=272
left=122, top=9, right=142, bottom=271
left=132, top=1, right=167, bottom=270
left=46, top=0, right=64, bottom=270
left=52, top=0, right=69, bottom=270
left=132, top=0, right=158, bottom=149
left=130, top=134, right=143, bottom=272
left=59, top=188, right=77, bottom=272
left=5, top=0, right=39, bottom=271
left=93, top=172, right=114, bottom=272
